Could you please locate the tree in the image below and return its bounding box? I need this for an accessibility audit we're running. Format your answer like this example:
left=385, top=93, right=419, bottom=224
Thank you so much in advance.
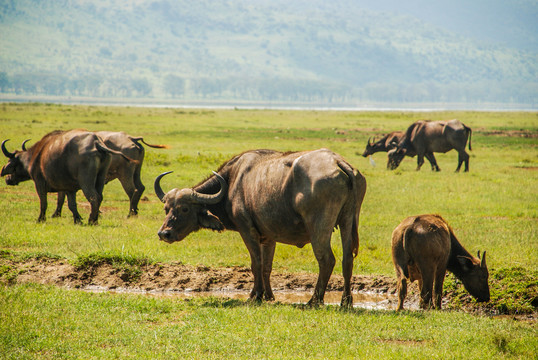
left=163, top=74, right=185, bottom=97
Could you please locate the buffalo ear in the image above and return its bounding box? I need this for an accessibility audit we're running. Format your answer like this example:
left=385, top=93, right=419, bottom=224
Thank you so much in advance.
left=198, top=209, right=224, bottom=231
left=457, top=255, right=473, bottom=272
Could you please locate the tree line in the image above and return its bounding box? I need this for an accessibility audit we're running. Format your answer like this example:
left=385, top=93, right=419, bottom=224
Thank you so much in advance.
left=0, top=71, right=535, bottom=105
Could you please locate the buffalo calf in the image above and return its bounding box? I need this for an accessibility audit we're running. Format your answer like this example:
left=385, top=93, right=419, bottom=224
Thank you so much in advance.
left=391, top=214, right=489, bottom=310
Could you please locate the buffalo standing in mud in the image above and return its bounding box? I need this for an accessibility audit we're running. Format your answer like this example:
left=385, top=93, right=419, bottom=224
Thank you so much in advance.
left=1, top=130, right=134, bottom=224
left=387, top=119, right=472, bottom=172
left=391, top=214, right=489, bottom=310
left=53, top=131, right=167, bottom=217
left=154, top=148, right=367, bottom=306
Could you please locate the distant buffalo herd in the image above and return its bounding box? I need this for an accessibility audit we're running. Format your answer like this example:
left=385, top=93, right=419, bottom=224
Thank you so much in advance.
left=362, top=119, right=472, bottom=172
left=1, top=119, right=487, bottom=310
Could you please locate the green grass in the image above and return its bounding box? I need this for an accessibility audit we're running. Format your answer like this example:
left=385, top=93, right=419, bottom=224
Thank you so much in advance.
left=1, top=284, right=536, bottom=360
left=0, top=103, right=537, bottom=358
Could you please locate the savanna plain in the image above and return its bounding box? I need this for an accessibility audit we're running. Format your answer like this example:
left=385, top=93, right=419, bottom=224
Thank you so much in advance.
left=0, top=103, right=536, bottom=359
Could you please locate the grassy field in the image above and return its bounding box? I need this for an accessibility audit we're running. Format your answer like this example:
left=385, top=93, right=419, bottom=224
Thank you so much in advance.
left=0, top=103, right=537, bottom=358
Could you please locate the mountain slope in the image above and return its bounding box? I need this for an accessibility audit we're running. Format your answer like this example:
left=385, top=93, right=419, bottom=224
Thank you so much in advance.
left=0, top=0, right=536, bottom=105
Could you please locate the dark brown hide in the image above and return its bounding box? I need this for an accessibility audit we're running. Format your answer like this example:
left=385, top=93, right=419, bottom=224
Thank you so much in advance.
left=361, top=131, right=404, bottom=157
left=387, top=120, right=472, bottom=172
left=155, top=148, right=367, bottom=307
left=391, top=214, right=489, bottom=310
left=1, top=130, right=133, bottom=224
left=54, top=131, right=167, bottom=217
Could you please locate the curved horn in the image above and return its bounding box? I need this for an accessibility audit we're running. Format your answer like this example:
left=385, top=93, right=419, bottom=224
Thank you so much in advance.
left=1, top=139, right=15, bottom=158
left=367, top=137, right=372, bottom=146
left=21, top=139, right=31, bottom=151
left=480, top=251, right=487, bottom=268
left=191, top=171, right=228, bottom=205
left=154, top=171, right=173, bottom=203
left=477, top=250, right=480, bottom=259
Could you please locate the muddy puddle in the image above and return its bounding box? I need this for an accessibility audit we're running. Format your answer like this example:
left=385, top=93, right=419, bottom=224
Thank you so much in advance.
left=84, top=286, right=403, bottom=310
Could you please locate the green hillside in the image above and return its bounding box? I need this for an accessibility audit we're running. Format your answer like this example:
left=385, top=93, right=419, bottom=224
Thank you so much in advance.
left=0, top=0, right=536, bottom=106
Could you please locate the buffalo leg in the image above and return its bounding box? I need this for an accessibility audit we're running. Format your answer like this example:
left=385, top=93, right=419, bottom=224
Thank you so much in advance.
left=129, top=167, right=145, bottom=217
left=433, top=265, right=447, bottom=309
left=35, top=185, right=48, bottom=223
left=416, top=153, right=425, bottom=171
left=261, top=241, right=276, bottom=301
left=237, top=223, right=265, bottom=301
left=66, top=192, right=82, bottom=224
left=339, top=218, right=355, bottom=307
left=79, top=169, right=102, bottom=225
left=425, top=153, right=440, bottom=171
left=456, top=150, right=470, bottom=172
left=418, top=271, right=434, bottom=309
left=396, top=276, right=407, bottom=311
left=81, top=188, right=102, bottom=225
left=52, top=192, right=66, bottom=218
left=308, top=228, right=336, bottom=306
left=118, top=171, right=138, bottom=217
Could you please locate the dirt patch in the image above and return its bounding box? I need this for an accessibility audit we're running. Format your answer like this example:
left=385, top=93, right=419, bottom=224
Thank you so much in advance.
left=1, top=256, right=535, bottom=320
left=477, top=129, right=538, bottom=138
left=1, top=256, right=397, bottom=294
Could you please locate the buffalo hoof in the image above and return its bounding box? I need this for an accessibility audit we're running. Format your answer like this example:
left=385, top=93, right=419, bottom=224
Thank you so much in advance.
left=340, top=294, right=353, bottom=308
left=307, top=297, right=323, bottom=307
left=51, top=211, right=62, bottom=218
left=249, top=290, right=264, bottom=303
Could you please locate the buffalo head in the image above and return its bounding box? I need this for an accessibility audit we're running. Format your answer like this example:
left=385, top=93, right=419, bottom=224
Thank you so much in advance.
left=457, top=250, right=490, bottom=302
left=1, top=140, right=31, bottom=185
left=154, top=171, right=228, bottom=243
left=361, top=137, right=376, bottom=157
left=387, top=146, right=406, bottom=170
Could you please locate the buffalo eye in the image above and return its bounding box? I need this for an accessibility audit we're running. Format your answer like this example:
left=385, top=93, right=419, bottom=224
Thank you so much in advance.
left=181, top=206, right=189, bottom=214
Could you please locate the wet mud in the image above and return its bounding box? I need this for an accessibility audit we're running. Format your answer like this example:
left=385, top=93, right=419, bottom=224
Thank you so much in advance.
left=1, top=256, right=411, bottom=309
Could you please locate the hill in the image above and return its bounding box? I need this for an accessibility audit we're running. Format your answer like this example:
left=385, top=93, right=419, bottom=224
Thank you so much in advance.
left=0, top=0, right=536, bottom=107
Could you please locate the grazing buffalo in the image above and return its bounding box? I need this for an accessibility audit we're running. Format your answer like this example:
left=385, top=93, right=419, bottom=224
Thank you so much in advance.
left=391, top=214, right=489, bottom=310
left=53, top=131, right=167, bottom=217
left=361, top=131, right=405, bottom=157
left=387, top=119, right=472, bottom=172
left=154, top=148, right=367, bottom=306
left=1, top=130, right=134, bottom=224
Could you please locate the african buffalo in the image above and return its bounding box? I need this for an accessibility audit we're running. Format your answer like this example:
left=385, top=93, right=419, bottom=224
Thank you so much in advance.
left=1, top=130, right=134, bottom=224
left=387, top=119, right=472, bottom=172
left=361, top=131, right=404, bottom=157
left=53, top=131, right=167, bottom=217
left=154, top=148, right=367, bottom=306
left=391, top=214, right=489, bottom=310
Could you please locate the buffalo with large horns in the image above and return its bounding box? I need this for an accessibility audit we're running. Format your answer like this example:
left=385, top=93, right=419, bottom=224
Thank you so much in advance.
left=53, top=131, right=167, bottom=217
left=1, top=130, right=134, bottom=224
left=154, top=148, right=367, bottom=306
left=361, top=131, right=405, bottom=158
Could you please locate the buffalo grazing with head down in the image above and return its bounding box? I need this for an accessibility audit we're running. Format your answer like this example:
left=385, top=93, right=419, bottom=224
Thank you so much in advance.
left=53, top=131, right=167, bottom=218
left=387, top=119, right=472, bottom=172
left=154, top=148, right=367, bottom=306
left=391, top=214, right=489, bottom=310
left=361, top=131, right=405, bottom=158
left=1, top=129, right=134, bottom=224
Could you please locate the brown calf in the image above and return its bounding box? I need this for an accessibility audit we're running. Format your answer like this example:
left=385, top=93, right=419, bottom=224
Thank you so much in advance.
left=391, top=214, right=489, bottom=310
